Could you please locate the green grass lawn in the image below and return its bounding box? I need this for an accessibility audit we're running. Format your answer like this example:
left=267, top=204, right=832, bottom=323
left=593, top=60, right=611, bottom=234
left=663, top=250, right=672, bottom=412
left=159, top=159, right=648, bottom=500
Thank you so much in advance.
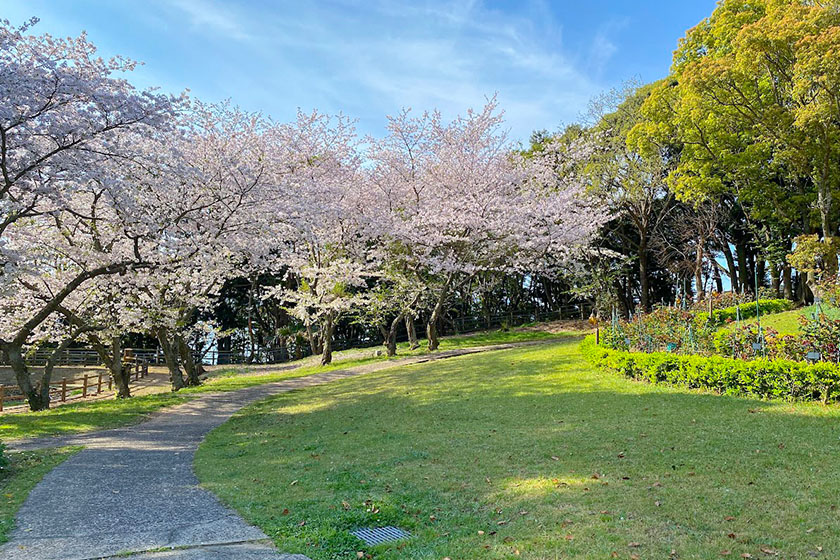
left=0, top=328, right=566, bottom=442
left=196, top=338, right=840, bottom=559
left=733, top=304, right=840, bottom=335
left=0, top=447, right=80, bottom=543
left=0, top=393, right=192, bottom=442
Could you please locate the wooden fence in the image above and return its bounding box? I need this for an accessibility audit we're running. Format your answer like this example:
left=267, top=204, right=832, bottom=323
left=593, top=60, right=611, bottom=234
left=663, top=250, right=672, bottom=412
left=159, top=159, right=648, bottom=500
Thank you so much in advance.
left=0, top=358, right=149, bottom=412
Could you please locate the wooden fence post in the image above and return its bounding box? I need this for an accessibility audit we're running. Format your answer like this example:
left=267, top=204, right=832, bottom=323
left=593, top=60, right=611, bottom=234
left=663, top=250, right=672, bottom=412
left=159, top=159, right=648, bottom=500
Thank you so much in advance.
left=97, top=372, right=103, bottom=394
left=82, top=374, right=88, bottom=398
left=61, top=378, right=67, bottom=402
left=108, top=374, right=112, bottom=391
left=0, top=385, right=4, bottom=412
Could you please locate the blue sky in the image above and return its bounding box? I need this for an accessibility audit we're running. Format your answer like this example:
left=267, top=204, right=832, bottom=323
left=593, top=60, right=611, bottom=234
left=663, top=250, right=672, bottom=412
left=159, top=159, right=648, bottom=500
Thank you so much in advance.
left=4, top=0, right=716, bottom=143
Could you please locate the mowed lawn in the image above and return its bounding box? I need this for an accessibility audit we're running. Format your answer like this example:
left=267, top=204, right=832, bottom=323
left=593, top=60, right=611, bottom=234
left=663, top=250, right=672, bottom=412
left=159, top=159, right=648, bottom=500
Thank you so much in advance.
left=735, top=304, right=840, bottom=335
left=196, top=338, right=840, bottom=559
left=0, top=329, right=566, bottom=442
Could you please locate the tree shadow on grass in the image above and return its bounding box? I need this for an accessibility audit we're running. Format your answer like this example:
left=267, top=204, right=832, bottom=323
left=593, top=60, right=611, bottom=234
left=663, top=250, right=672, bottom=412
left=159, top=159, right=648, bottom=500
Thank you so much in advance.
left=198, top=340, right=840, bottom=559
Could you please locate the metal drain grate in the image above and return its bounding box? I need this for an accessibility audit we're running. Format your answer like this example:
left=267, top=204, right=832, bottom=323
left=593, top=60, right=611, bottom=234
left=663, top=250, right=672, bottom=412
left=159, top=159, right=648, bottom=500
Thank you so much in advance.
left=351, top=526, right=411, bottom=545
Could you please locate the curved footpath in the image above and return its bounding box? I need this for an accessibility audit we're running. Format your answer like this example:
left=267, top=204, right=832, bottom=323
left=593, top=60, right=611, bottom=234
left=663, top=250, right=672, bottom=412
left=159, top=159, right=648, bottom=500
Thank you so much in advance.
left=2, top=340, right=558, bottom=560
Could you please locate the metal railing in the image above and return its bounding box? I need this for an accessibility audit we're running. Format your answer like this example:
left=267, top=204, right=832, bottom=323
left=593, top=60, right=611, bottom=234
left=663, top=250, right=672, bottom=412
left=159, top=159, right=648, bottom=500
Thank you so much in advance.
left=0, top=304, right=591, bottom=370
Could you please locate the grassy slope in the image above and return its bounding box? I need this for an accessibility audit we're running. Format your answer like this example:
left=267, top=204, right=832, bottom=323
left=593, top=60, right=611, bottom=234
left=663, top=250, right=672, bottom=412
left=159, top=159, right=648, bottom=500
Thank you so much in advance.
left=0, top=447, right=80, bottom=543
left=733, top=304, right=840, bottom=335
left=196, top=338, right=840, bottom=560
left=0, top=329, right=566, bottom=442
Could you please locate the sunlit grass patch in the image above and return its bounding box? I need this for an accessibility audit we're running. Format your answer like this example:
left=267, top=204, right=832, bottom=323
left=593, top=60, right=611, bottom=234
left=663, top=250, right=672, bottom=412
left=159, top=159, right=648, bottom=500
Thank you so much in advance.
left=197, top=339, right=840, bottom=559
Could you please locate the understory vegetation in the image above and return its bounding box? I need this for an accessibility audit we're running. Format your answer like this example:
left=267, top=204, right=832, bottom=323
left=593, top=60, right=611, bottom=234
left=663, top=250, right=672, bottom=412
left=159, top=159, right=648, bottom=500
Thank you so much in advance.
left=196, top=339, right=840, bottom=559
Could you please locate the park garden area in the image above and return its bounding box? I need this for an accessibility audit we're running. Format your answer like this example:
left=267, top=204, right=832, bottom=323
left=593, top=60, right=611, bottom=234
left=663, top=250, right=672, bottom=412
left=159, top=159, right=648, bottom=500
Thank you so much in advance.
left=7, top=0, right=840, bottom=559
left=194, top=337, right=840, bottom=559
left=593, top=282, right=840, bottom=404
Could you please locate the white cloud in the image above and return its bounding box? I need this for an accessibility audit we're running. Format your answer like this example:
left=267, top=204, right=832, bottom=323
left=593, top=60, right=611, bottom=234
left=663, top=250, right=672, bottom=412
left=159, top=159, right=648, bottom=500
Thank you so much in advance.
left=13, top=0, right=625, bottom=142
left=166, top=0, right=257, bottom=43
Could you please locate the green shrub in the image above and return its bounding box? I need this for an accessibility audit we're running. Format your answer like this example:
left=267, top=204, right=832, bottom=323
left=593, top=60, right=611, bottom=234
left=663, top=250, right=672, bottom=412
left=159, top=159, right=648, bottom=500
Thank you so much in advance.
left=713, top=323, right=807, bottom=361
left=697, top=298, right=793, bottom=326
left=581, top=335, right=840, bottom=403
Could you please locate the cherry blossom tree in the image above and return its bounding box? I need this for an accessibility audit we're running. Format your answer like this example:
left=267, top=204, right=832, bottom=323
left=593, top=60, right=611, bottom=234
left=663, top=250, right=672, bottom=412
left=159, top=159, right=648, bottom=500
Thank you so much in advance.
left=1, top=16, right=610, bottom=411
left=368, top=99, right=608, bottom=350
left=264, top=110, right=374, bottom=365
left=0, top=18, right=185, bottom=409
left=55, top=101, right=277, bottom=394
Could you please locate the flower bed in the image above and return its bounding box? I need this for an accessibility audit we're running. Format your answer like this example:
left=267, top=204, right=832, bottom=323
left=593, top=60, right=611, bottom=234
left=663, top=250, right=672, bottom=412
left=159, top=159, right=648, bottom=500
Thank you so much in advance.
left=581, top=335, right=840, bottom=403
left=605, top=299, right=793, bottom=356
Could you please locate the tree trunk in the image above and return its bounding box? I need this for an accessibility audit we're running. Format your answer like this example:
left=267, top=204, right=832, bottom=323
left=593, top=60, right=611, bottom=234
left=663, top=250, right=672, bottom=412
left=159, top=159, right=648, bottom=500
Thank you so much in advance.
left=8, top=330, right=85, bottom=411
left=818, top=155, right=837, bottom=274
left=427, top=278, right=453, bottom=351
left=5, top=343, right=48, bottom=411
left=306, top=323, right=321, bottom=355
left=294, top=335, right=304, bottom=360
left=405, top=315, right=419, bottom=349
left=246, top=276, right=256, bottom=363
left=713, top=265, right=723, bottom=294
left=90, top=335, right=131, bottom=399
left=157, top=329, right=185, bottom=391
left=320, top=313, right=335, bottom=365
left=639, top=237, right=651, bottom=312
left=694, top=241, right=705, bottom=301
left=721, top=242, right=739, bottom=293
left=380, top=314, right=402, bottom=357
left=783, top=263, right=793, bottom=300
left=770, top=262, right=780, bottom=297
left=38, top=334, right=83, bottom=409
left=278, top=334, right=288, bottom=362
left=756, top=259, right=766, bottom=293
left=177, top=335, right=201, bottom=387
left=735, top=241, right=750, bottom=294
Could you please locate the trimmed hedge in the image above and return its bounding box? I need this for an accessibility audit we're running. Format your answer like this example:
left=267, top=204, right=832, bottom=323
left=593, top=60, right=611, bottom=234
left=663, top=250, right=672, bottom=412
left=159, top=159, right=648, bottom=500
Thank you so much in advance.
left=696, top=298, right=794, bottom=326
left=580, top=335, right=840, bottom=403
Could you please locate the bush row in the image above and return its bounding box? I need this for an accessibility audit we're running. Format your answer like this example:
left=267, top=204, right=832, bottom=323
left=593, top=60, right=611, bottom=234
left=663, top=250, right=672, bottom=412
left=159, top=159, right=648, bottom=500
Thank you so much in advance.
left=696, top=298, right=794, bottom=326
left=581, top=335, right=840, bottom=403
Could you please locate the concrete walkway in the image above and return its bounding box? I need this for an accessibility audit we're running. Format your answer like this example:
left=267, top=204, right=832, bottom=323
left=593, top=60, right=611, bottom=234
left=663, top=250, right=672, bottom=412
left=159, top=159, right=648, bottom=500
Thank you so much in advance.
left=2, top=342, right=552, bottom=560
